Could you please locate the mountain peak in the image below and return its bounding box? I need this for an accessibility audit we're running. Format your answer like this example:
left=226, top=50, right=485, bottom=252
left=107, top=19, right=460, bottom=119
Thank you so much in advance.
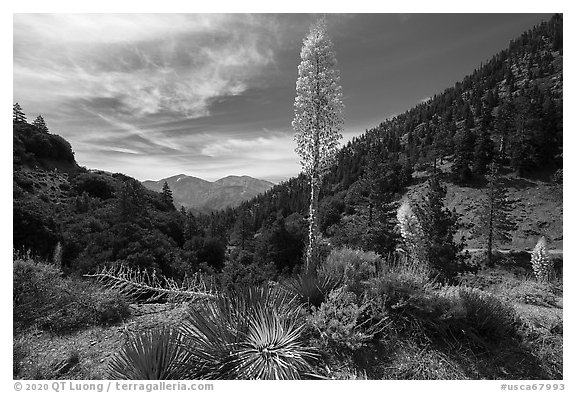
left=142, top=174, right=275, bottom=212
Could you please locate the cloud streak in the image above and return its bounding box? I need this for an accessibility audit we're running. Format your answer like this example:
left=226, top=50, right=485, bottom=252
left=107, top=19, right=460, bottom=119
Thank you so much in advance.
left=13, top=14, right=552, bottom=183
left=14, top=14, right=279, bottom=120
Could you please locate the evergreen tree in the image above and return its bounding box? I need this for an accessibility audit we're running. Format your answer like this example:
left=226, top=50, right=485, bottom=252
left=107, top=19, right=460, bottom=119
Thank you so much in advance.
left=495, top=99, right=515, bottom=162
left=538, top=90, right=562, bottom=167
left=463, top=102, right=475, bottom=129
left=472, top=128, right=495, bottom=175
left=161, top=181, right=174, bottom=207
left=293, top=17, right=344, bottom=271
left=432, top=125, right=451, bottom=165
left=117, top=179, right=146, bottom=222
left=413, top=175, right=469, bottom=282
left=472, top=163, right=517, bottom=267
left=32, top=115, right=49, bottom=133
left=362, top=145, right=400, bottom=255
left=183, top=211, right=200, bottom=241
left=451, top=128, right=476, bottom=184
left=510, top=95, right=538, bottom=175
left=479, top=103, right=494, bottom=131
left=13, top=103, right=27, bottom=123
left=230, top=209, right=254, bottom=252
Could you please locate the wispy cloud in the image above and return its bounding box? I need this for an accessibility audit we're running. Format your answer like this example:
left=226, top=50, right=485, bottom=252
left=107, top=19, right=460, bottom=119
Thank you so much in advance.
left=14, top=14, right=279, bottom=120
left=201, top=134, right=297, bottom=161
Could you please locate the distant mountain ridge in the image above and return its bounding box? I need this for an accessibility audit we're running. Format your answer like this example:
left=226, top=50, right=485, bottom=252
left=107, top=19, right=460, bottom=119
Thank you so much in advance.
left=142, top=174, right=274, bottom=212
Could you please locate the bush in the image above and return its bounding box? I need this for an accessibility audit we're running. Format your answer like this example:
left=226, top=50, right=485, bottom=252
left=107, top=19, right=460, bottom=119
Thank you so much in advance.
left=319, top=247, right=380, bottom=295
left=283, top=271, right=340, bottom=307
left=366, top=259, right=435, bottom=310
left=490, top=275, right=559, bottom=308
left=457, top=287, right=519, bottom=343
left=13, top=257, right=131, bottom=334
left=218, top=254, right=277, bottom=292
left=70, top=172, right=118, bottom=200
left=308, top=287, right=387, bottom=351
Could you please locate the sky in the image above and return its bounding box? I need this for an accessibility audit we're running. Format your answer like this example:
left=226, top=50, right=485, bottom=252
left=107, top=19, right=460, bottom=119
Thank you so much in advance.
left=13, top=13, right=553, bottom=183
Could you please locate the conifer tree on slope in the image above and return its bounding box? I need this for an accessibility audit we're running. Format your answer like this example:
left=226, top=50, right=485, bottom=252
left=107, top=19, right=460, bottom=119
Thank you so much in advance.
left=412, top=174, right=469, bottom=282
left=33, top=115, right=49, bottom=133
left=472, top=162, right=517, bottom=267
left=293, top=18, right=344, bottom=271
left=13, top=103, right=27, bottom=123
left=363, top=142, right=400, bottom=255
left=161, top=181, right=174, bottom=207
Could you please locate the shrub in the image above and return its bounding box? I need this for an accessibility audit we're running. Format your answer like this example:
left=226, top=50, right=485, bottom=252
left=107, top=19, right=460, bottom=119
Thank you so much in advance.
left=319, top=247, right=380, bottom=295
left=457, top=287, right=519, bottom=343
left=218, top=257, right=276, bottom=292
left=70, top=172, right=118, bottom=200
left=283, top=271, right=340, bottom=307
left=366, top=259, right=435, bottom=310
left=13, top=257, right=130, bottom=334
left=308, top=287, right=387, bottom=351
left=13, top=339, right=28, bottom=378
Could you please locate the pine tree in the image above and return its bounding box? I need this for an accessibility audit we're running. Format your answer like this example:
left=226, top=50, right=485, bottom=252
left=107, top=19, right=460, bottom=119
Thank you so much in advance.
left=463, top=102, right=475, bottom=129
left=510, top=95, right=538, bottom=175
left=495, top=99, right=515, bottom=162
left=117, top=179, right=146, bottom=222
left=183, top=211, right=200, bottom=241
left=362, top=144, right=400, bottom=255
left=32, top=115, right=49, bottom=133
left=432, top=125, right=451, bottom=166
left=231, top=209, right=254, bottom=252
left=451, top=128, right=476, bottom=184
left=293, top=17, right=344, bottom=271
left=472, top=128, right=495, bottom=175
left=161, top=181, right=174, bottom=207
left=13, top=103, right=27, bottom=123
left=412, top=175, right=469, bottom=282
left=472, top=163, right=517, bottom=267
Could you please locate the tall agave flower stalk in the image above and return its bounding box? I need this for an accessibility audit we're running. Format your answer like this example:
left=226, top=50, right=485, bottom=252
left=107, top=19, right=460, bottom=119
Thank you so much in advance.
left=396, top=200, right=428, bottom=266
left=531, top=236, right=553, bottom=282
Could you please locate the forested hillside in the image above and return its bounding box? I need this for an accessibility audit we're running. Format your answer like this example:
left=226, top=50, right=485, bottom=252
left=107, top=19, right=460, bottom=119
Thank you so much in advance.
left=206, top=13, right=563, bottom=259
left=13, top=14, right=562, bottom=282
left=13, top=14, right=563, bottom=381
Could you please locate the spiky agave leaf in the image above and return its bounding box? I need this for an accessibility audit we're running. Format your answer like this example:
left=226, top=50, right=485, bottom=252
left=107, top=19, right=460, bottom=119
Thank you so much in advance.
left=283, top=272, right=340, bottom=307
left=179, top=295, right=247, bottom=379
left=232, top=305, right=318, bottom=380
left=180, top=285, right=317, bottom=379
left=107, top=327, right=191, bottom=380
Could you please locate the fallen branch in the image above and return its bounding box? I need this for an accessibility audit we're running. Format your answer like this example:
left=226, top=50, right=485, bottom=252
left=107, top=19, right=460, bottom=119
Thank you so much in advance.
left=84, top=264, right=216, bottom=303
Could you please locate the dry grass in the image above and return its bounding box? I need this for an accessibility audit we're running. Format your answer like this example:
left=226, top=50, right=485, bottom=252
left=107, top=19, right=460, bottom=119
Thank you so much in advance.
left=14, top=303, right=189, bottom=380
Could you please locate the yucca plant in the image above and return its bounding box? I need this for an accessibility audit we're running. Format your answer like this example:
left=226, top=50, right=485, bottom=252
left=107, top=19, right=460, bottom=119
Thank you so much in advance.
left=283, top=271, right=340, bottom=307
left=531, top=236, right=553, bottom=282
left=107, top=327, right=191, bottom=379
left=230, top=305, right=318, bottom=379
left=180, top=285, right=318, bottom=379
